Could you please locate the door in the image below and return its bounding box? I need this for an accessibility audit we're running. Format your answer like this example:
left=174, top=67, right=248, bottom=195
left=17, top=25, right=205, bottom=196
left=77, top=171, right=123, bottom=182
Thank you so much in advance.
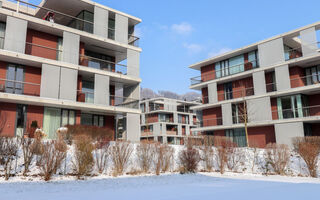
left=6, top=64, right=24, bottom=94
left=43, top=107, right=61, bottom=139
left=15, top=105, right=27, bottom=137
left=224, top=82, right=233, bottom=100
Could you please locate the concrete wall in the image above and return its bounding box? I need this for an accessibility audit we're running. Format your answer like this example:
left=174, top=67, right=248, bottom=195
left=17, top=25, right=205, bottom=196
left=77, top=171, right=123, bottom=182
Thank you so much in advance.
left=127, top=49, right=140, bottom=78
left=222, top=103, right=232, bottom=126
left=126, top=113, right=140, bottom=142
left=4, top=16, right=27, bottom=53
left=62, top=31, right=80, bottom=65
left=275, top=122, right=304, bottom=148
left=258, top=38, right=285, bottom=68
left=208, top=82, right=218, bottom=104
left=59, top=67, right=77, bottom=101
left=164, top=99, right=177, bottom=112
left=275, top=64, right=291, bottom=91
left=253, top=71, right=266, bottom=95
left=300, top=27, right=318, bottom=57
left=177, top=125, right=182, bottom=136
left=94, top=74, right=110, bottom=105
left=115, top=13, right=128, bottom=44
left=141, top=114, right=145, bottom=124
left=93, top=6, right=109, bottom=38
left=40, top=64, right=60, bottom=99
left=247, top=97, right=272, bottom=123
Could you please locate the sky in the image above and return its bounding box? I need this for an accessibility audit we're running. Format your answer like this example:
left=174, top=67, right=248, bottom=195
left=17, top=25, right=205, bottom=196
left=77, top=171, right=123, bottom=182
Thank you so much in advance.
left=27, top=0, right=320, bottom=94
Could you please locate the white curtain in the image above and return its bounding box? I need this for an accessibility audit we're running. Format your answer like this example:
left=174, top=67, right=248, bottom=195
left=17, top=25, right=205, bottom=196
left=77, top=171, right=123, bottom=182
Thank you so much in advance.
left=43, top=107, right=61, bottom=139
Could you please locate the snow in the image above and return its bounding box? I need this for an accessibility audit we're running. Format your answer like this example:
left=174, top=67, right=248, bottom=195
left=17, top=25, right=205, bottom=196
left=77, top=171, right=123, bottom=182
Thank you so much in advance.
left=0, top=173, right=319, bottom=200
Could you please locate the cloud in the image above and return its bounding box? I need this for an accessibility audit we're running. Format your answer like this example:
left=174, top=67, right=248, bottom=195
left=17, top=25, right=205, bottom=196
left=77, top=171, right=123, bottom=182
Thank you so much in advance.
left=171, top=22, right=193, bottom=35
left=208, top=48, right=232, bottom=58
left=183, top=43, right=203, bottom=54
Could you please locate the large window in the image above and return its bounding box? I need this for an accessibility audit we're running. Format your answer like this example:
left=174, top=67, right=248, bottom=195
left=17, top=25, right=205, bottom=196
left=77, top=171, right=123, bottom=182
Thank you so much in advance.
left=43, top=107, right=61, bottom=139
left=81, top=113, right=105, bottom=127
left=224, top=82, right=233, bottom=100
left=16, top=105, right=27, bottom=137
left=85, top=50, right=114, bottom=71
left=61, top=109, right=76, bottom=127
left=305, top=65, right=320, bottom=85
left=82, top=80, right=94, bottom=103
left=215, top=60, right=229, bottom=78
left=277, top=95, right=308, bottom=119
left=68, top=10, right=94, bottom=33
left=226, top=128, right=247, bottom=147
left=6, top=64, right=24, bottom=94
left=0, top=22, right=6, bottom=49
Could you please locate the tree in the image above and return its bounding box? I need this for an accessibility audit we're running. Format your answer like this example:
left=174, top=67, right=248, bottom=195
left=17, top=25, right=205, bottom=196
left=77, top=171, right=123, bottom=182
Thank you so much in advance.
left=235, top=100, right=249, bottom=147
left=0, top=110, right=7, bottom=134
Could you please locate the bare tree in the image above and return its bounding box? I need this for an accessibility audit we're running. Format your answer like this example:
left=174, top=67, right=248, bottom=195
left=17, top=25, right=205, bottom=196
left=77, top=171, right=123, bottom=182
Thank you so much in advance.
left=236, top=101, right=249, bottom=147
left=199, top=136, right=215, bottom=172
left=179, top=144, right=200, bottom=173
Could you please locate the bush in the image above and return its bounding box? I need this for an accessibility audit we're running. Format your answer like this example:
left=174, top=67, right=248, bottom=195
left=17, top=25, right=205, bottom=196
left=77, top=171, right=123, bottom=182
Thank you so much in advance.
left=226, top=146, right=244, bottom=172
left=137, top=141, right=156, bottom=173
left=155, top=144, right=174, bottom=175
left=214, top=136, right=235, bottom=174
left=179, top=144, right=200, bottom=173
left=293, top=137, right=320, bottom=177
left=265, top=143, right=290, bottom=175
left=0, top=137, right=18, bottom=180
left=72, top=135, right=95, bottom=179
left=199, top=136, right=215, bottom=172
left=110, top=141, right=133, bottom=176
left=20, top=137, right=36, bottom=176
left=93, top=139, right=110, bottom=174
left=65, top=125, right=114, bottom=145
left=39, top=141, right=66, bottom=181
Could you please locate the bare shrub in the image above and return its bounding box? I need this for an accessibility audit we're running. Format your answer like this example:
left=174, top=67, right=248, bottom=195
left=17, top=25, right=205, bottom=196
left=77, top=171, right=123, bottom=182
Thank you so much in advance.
left=214, top=136, right=235, bottom=174
left=154, top=144, right=174, bottom=175
left=199, top=136, right=215, bottom=172
left=136, top=141, right=156, bottom=173
left=20, top=137, right=36, bottom=176
left=249, top=141, right=261, bottom=173
left=110, top=141, right=133, bottom=176
left=0, top=137, right=18, bottom=180
left=293, top=137, right=320, bottom=177
left=93, top=139, right=110, bottom=174
left=39, top=141, right=67, bottom=181
left=265, top=143, right=290, bottom=175
left=72, top=135, right=94, bottom=179
left=179, top=144, right=200, bottom=173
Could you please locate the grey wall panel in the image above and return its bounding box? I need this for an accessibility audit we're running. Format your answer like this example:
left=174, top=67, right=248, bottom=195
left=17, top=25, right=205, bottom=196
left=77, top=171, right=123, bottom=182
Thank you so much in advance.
left=93, top=6, right=109, bottom=38
left=208, top=82, right=218, bottom=104
left=258, top=38, right=285, bottom=68
left=247, top=97, right=272, bottom=123
left=173, top=113, right=178, bottom=124
left=186, top=125, right=190, bottom=136
left=153, top=123, right=160, bottom=135
left=127, top=49, right=140, bottom=78
left=300, top=27, right=318, bottom=57
left=126, top=113, right=140, bottom=142
left=145, top=101, right=149, bottom=112
left=59, top=67, right=77, bottom=101
left=40, top=64, right=60, bottom=99
left=178, top=125, right=182, bottom=136
left=189, top=114, right=194, bottom=126
left=4, top=16, right=27, bottom=53
left=222, top=103, right=232, bottom=126
left=275, top=65, right=290, bottom=91
left=62, top=31, right=80, bottom=65
left=275, top=122, right=304, bottom=148
left=141, top=114, right=145, bottom=125
left=123, top=84, right=140, bottom=109
left=94, top=74, right=110, bottom=105
left=115, top=13, right=128, bottom=44
left=253, top=71, right=266, bottom=95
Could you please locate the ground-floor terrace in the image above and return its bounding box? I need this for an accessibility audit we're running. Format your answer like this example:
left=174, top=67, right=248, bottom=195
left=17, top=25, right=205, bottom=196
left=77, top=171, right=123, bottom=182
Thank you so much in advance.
left=0, top=101, right=118, bottom=139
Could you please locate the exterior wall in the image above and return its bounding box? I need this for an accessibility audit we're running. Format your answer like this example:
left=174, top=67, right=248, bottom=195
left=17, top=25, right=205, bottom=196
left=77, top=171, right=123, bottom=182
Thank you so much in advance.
left=115, top=14, right=128, bottom=44
left=222, top=103, right=232, bottom=126
left=26, top=105, right=44, bottom=130
left=146, top=113, right=158, bottom=123
left=208, top=82, right=217, bottom=104
left=275, top=122, right=304, bottom=148
left=201, top=64, right=215, bottom=82
left=270, top=98, right=278, bottom=120
left=202, top=107, right=222, bottom=127
left=275, top=65, right=291, bottom=91
left=308, top=93, right=320, bottom=116
left=40, top=64, right=60, bottom=99
left=289, top=66, right=305, bottom=88
left=0, top=61, right=7, bottom=86
left=248, top=125, right=276, bottom=148
left=93, top=6, right=109, bottom=38
left=253, top=71, right=266, bottom=95
left=258, top=38, right=285, bottom=68
left=0, top=102, right=16, bottom=137
left=24, top=66, right=41, bottom=96
left=247, top=97, right=272, bottom=123
left=4, top=16, right=27, bottom=53
left=25, top=29, right=59, bottom=60
left=62, top=31, right=80, bottom=65
left=94, top=74, right=110, bottom=105
left=300, top=27, right=318, bottom=56
left=127, top=49, right=140, bottom=78
left=126, top=113, right=140, bottom=142
left=59, top=67, right=78, bottom=101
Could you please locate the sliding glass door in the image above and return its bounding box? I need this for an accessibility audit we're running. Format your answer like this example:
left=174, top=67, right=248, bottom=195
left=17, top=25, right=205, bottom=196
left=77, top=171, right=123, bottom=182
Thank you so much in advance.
left=0, top=22, right=6, bottom=49
left=43, top=107, right=61, bottom=139
left=6, top=64, right=24, bottom=94
left=277, top=95, right=307, bottom=119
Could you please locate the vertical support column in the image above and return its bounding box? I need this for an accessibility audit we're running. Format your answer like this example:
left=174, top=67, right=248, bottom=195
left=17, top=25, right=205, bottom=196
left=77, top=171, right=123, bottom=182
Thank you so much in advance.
left=115, top=13, right=128, bottom=44
left=40, top=64, right=60, bottom=99
left=93, top=6, right=109, bottom=38
left=153, top=123, right=161, bottom=136
left=126, top=113, right=140, bottom=142
left=186, top=125, right=190, bottom=136
left=253, top=71, right=266, bottom=95
left=59, top=67, right=78, bottom=101
left=173, top=113, right=178, bottom=124
left=94, top=74, right=110, bottom=105
left=189, top=114, right=194, bottom=126
left=300, top=27, right=318, bottom=57
left=222, top=103, right=232, bottom=126
left=4, top=16, right=27, bottom=53
left=275, top=65, right=291, bottom=91
left=62, top=31, right=80, bottom=65
left=258, top=38, right=285, bottom=68
left=141, top=114, right=145, bottom=124
left=145, top=101, right=149, bottom=112
left=208, top=82, right=218, bottom=104
left=247, top=97, right=272, bottom=123
left=127, top=49, right=140, bottom=78
left=178, top=125, right=182, bottom=136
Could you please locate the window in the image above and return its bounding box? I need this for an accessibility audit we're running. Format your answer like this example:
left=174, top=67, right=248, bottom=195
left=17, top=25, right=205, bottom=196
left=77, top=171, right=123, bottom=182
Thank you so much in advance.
left=215, top=60, right=229, bottom=78
left=284, top=45, right=292, bottom=61
left=226, top=128, right=247, bottom=147
left=305, top=66, right=320, bottom=85
left=56, top=37, right=63, bottom=61
left=82, top=80, right=94, bottom=103
left=229, top=55, right=244, bottom=75
left=61, top=109, right=76, bottom=126
left=6, top=64, right=24, bottom=94
left=68, top=10, right=94, bottom=33
left=43, top=107, right=61, bottom=139
left=0, top=22, right=6, bottom=49
left=16, top=105, right=27, bottom=137
left=248, top=50, right=258, bottom=68
left=232, top=104, right=240, bottom=124
left=81, top=113, right=105, bottom=127
left=224, top=82, right=233, bottom=100
left=108, top=18, right=115, bottom=40
left=277, top=94, right=308, bottom=119
left=140, top=103, right=145, bottom=113
left=86, top=50, right=114, bottom=71
left=159, top=114, right=166, bottom=122
left=178, top=114, right=182, bottom=123
left=215, top=54, right=246, bottom=78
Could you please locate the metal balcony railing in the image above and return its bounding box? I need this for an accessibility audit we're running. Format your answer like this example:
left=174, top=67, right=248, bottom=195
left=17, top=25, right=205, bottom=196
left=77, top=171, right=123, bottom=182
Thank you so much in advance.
left=110, top=95, right=139, bottom=109
left=284, top=42, right=320, bottom=61
left=266, top=82, right=277, bottom=93
left=0, top=79, right=40, bottom=97
left=128, top=34, right=140, bottom=47
left=271, top=105, right=320, bottom=120
left=77, top=90, right=94, bottom=104
left=25, top=42, right=63, bottom=61
left=217, top=87, right=254, bottom=101
left=190, top=59, right=259, bottom=85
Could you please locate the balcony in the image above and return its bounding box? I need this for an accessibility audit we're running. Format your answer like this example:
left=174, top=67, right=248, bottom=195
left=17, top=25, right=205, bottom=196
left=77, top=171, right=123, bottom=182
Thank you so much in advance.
left=128, top=34, right=140, bottom=47
left=271, top=105, right=320, bottom=120
left=217, top=87, right=254, bottom=101
left=266, top=82, right=277, bottom=93
left=141, top=131, right=153, bottom=137
left=200, top=117, right=223, bottom=127
left=77, top=90, right=94, bottom=104
left=284, top=42, right=320, bottom=61
left=149, top=104, right=164, bottom=112
left=25, top=41, right=62, bottom=61
left=110, top=95, right=140, bottom=109
left=0, top=79, right=40, bottom=97
left=166, top=130, right=177, bottom=136
left=190, top=59, right=259, bottom=85
left=159, top=118, right=174, bottom=123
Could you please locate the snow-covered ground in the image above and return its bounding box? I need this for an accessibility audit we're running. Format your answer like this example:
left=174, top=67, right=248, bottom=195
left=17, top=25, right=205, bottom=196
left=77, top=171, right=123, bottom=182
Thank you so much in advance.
left=0, top=173, right=319, bottom=200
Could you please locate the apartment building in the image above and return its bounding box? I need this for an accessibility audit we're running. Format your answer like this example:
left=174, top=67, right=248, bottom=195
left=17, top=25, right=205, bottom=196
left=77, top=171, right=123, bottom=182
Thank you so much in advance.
left=0, top=0, right=141, bottom=141
left=189, top=22, right=320, bottom=148
left=140, top=97, right=201, bottom=145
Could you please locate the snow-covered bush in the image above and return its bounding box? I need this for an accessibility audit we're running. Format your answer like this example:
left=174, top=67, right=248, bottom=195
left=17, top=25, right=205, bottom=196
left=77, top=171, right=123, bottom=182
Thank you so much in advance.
left=0, top=137, right=18, bottom=180
left=93, top=140, right=110, bottom=174
left=136, top=141, right=156, bottom=173
left=265, top=143, right=290, bottom=175
left=110, top=141, right=134, bottom=176
left=179, top=145, right=200, bottom=173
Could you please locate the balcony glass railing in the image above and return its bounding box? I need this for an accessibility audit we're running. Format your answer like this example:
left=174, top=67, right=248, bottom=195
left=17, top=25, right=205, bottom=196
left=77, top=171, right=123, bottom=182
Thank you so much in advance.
left=199, top=117, right=223, bottom=127
left=0, top=79, right=40, bottom=97
left=128, top=34, right=140, bottom=47
left=190, top=59, right=259, bottom=85
left=110, top=95, right=139, bottom=109
left=77, top=90, right=94, bottom=104
left=271, top=105, right=320, bottom=120
left=25, top=42, right=63, bottom=61
left=284, top=42, right=320, bottom=61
